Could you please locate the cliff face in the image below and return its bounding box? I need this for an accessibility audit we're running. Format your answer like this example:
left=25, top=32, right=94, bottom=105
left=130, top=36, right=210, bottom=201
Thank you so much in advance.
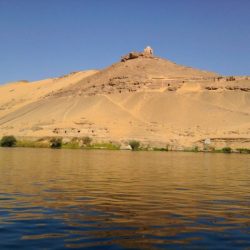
left=0, top=51, right=249, bottom=149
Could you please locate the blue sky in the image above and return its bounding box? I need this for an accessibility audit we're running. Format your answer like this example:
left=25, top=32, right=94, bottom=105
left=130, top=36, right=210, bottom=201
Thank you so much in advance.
left=0, top=0, right=250, bottom=84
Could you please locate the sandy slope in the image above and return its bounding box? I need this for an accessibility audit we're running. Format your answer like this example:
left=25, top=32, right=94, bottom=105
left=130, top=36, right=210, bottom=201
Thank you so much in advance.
left=0, top=56, right=249, bottom=149
left=0, top=70, right=98, bottom=117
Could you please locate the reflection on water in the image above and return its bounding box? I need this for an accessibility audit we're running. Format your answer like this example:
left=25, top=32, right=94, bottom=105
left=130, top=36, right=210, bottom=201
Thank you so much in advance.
left=0, top=148, right=249, bottom=249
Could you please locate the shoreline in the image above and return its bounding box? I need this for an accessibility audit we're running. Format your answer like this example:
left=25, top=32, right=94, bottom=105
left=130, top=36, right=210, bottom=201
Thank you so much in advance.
left=0, top=138, right=249, bottom=154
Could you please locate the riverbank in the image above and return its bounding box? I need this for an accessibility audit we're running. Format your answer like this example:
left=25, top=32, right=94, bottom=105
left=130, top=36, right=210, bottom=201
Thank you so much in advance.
left=0, top=136, right=250, bottom=154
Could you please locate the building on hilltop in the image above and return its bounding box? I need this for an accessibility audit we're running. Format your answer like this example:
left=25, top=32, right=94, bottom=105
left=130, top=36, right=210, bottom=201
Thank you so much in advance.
left=144, top=46, right=153, bottom=56
left=121, top=46, right=154, bottom=62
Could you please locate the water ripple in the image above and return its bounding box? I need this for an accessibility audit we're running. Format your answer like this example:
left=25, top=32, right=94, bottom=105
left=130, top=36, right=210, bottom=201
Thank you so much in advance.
left=0, top=148, right=249, bottom=249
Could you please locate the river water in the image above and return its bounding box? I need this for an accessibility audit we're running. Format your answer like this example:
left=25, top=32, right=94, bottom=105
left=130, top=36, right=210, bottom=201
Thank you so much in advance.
left=0, top=148, right=249, bottom=249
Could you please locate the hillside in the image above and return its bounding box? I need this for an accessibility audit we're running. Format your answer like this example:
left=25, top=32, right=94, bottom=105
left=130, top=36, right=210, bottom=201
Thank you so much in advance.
left=0, top=48, right=249, bottom=149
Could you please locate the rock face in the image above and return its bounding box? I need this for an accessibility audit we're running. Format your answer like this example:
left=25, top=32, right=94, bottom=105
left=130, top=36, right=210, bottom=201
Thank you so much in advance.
left=121, top=46, right=154, bottom=62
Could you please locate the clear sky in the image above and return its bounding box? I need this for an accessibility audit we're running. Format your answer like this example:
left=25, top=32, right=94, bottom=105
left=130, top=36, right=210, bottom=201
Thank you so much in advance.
left=0, top=0, right=250, bottom=84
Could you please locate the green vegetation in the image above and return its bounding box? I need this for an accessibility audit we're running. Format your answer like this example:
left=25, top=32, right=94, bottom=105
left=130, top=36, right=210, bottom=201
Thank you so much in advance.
left=236, top=148, right=250, bottom=154
left=207, top=146, right=215, bottom=152
left=0, top=135, right=17, bottom=147
left=222, top=147, right=232, bottom=153
left=16, top=140, right=49, bottom=148
left=129, top=140, right=140, bottom=151
left=62, top=136, right=93, bottom=149
left=1, top=135, right=247, bottom=155
left=62, top=137, right=81, bottom=149
left=61, top=138, right=119, bottom=150
left=82, top=136, right=92, bottom=146
left=89, top=142, right=120, bottom=150
left=50, top=137, right=62, bottom=149
left=183, top=146, right=199, bottom=152
left=153, top=145, right=169, bottom=151
left=62, top=142, right=80, bottom=149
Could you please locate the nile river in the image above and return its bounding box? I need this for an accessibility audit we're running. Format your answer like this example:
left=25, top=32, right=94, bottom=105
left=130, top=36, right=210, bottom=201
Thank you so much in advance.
left=0, top=148, right=249, bottom=249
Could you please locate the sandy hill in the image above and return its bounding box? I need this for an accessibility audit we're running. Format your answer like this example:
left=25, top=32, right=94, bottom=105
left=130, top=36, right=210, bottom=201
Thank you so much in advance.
left=0, top=48, right=249, bottom=149
left=52, top=55, right=218, bottom=98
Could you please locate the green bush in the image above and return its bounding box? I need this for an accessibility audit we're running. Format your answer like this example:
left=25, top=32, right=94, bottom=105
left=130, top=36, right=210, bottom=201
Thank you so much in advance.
left=222, top=147, right=232, bottom=153
left=50, top=137, right=62, bottom=149
left=153, top=147, right=168, bottom=151
left=236, top=148, right=250, bottom=154
left=0, top=135, right=17, bottom=147
left=82, top=136, right=92, bottom=146
left=129, top=140, right=140, bottom=151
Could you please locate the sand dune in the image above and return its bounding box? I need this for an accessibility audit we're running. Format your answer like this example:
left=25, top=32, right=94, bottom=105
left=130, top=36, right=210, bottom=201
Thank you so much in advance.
left=0, top=70, right=98, bottom=117
left=0, top=52, right=249, bottom=149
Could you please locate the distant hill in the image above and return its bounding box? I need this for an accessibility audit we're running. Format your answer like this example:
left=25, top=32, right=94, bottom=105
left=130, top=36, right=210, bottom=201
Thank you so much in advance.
left=0, top=48, right=249, bottom=149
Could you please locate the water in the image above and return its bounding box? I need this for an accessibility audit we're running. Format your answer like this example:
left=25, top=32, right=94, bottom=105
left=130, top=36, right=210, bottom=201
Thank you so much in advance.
left=0, top=148, right=249, bottom=249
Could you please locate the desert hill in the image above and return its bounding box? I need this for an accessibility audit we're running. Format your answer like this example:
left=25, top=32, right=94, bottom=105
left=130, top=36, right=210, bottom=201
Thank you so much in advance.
left=52, top=52, right=218, bottom=98
left=0, top=47, right=249, bottom=149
